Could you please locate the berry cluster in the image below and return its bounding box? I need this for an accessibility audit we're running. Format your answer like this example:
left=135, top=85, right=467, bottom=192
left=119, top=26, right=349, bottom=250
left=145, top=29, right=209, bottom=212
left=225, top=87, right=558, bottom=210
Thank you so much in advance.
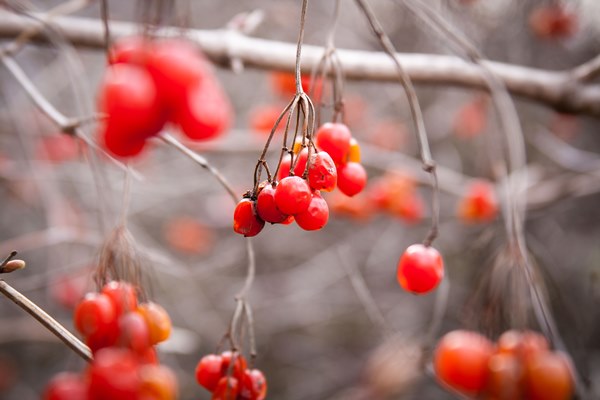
left=233, top=122, right=367, bottom=237
left=434, top=329, right=574, bottom=400
left=195, top=351, right=267, bottom=400
left=396, top=244, right=444, bottom=294
left=44, top=281, right=177, bottom=400
left=99, top=36, right=232, bottom=158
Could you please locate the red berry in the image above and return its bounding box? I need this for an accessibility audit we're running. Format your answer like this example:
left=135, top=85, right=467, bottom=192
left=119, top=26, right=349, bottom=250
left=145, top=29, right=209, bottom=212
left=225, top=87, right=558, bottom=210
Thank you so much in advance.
left=117, top=311, right=151, bottom=354
left=239, top=369, right=267, bottom=400
left=174, top=79, right=232, bottom=141
left=486, top=353, right=523, bottom=400
left=337, top=162, right=367, bottom=197
left=137, top=302, right=172, bottom=345
left=101, top=125, right=147, bottom=158
left=315, top=123, right=352, bottom=165
left=98, top=64, right=163, bottom=137
left=308, top=151, right=337, bottom=192
left=433, top=330, right=494, bottom=395
left=458, top=180, right=498, bottom=223
left=88, top=348, right=141, bottom=400
left=73, top=293, right=116, bottom=337
left=109, top=35, right=152, bottom=65
left=220, top=351, right=247, bottom=380
left=233, top=199, right=265, bottom=237
left=396, top=244, right=444, bottom=294
left=256, top=183, right=288, bottom=224
left=277, top=149, right=309, bottom=179
left=196, top=354, right=224, bottom=392
left=139, top=364, right=178, bottom=400
left=523, top=351, right=574, bottom=400
left=212, top=377, right=239, bottom=400
left=294, top=192, right=329, bottom=231
left=274, top=176, right=312, bottom=215
left=146, top=39, right=207, bottom=103
left=43, top=372, right=88, bottom=400
left=101, top=281, right=138, bottom=317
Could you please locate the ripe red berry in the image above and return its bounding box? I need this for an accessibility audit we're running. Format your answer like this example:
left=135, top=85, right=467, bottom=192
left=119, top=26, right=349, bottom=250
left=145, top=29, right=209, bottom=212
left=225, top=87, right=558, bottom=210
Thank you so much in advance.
left=109, top=35, right=152, bottom=65
left=308, top=151, right=337, bottom=192
left=337, top=162, right=367, bottom=197
left=496, top=330, right=549, bottom=360
left=212, top=376, right=240, bottom=400
left=277, top=149, right=309, bottom=180
left=433, top=330, right=494, bottom=395
left=73, top=293, right=116, bottom=337
left=88, top=348, right=141, bottom=400
left=239, top=369, right=267, bottom=400
left=523, top=351, right=574, bottom=400
left=315, top=123, right=352, bottom=165
left=396, top=244, right=444, bottom=294
left=43, top=372, right=88, bottom=400
left=196, top=354, right=224, bottom=392
left=458, top=180, right=498, bottom=223
left=486, top=353, right=523, bottom=400
left=98, top=64, right=162, bottom=137
left=139, top=364, right=178, bottom=400
left=118, top=311, right=151, bottom=354
left=101, top=281, right=138, bottom=317
left=220, top=351, right=247, bottom=380
left=294, top=192, right=329, bottom=231
left=137, top=302, right=172, bottom=345
left=274, top=176, right=312, bottom=215
left=174, top=79, right=232, bottom=141
left=256, top=183, right=288, bottom=224
left=233, top=199, right=265, bottom=237
left=146, top=39, right=207, bottom=103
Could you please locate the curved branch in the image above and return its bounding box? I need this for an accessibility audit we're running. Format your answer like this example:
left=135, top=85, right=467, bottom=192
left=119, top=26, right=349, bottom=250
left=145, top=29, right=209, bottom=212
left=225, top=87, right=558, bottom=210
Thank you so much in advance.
left=0, top=11, right=598, bottom=117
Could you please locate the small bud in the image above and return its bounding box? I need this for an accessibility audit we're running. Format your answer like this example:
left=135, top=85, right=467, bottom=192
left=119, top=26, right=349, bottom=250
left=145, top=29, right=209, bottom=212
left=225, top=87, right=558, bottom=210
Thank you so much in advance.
left=1, top=260, right=25, bottom=274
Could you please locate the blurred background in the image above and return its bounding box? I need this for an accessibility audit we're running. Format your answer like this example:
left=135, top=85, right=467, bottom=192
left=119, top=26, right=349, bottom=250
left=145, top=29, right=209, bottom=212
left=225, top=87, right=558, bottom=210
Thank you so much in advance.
left=0, top=0, right=599, bottom=398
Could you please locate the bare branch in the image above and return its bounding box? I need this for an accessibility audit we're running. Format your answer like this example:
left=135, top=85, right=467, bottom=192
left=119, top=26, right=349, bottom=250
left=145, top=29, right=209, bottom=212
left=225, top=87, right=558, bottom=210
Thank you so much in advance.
left=0, top=11, right=598, bottom=117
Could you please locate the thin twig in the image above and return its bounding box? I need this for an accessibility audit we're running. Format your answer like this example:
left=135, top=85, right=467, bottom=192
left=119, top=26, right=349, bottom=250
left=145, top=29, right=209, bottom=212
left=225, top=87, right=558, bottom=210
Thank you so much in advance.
left=0, top=279, right=92, bottom=362
left=159, top=133, right=237, bottom=202
left=354, top=0, right=440, bottom=246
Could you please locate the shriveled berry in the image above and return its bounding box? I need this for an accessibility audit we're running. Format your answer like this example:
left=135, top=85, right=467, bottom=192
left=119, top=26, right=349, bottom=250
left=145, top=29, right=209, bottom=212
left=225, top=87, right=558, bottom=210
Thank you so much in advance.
left=295, top=192, right=329, bottom=231
left=308, top=151, right=337, bottom=192
left=233, top=199, right=265, bottom=237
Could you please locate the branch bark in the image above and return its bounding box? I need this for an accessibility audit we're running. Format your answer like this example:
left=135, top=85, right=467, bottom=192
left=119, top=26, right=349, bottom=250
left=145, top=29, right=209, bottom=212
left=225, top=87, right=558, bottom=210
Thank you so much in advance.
left=0, top=11, right=599, bottom=118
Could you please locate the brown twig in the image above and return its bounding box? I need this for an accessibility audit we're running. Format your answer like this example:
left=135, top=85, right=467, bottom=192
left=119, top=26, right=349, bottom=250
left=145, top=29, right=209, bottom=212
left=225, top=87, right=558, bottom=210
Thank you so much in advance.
left=354, top=0, right=440, bottom=247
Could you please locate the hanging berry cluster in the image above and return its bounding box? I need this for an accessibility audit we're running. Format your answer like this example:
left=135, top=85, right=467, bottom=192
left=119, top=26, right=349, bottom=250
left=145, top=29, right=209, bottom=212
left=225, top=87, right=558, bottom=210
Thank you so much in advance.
left=195, top=351, right=267, bottom=400
left=98, top=36, right=232, bottom=158
left=43, top=281, right=177, bottom=400
left=434, top=329, right=574, bottom=399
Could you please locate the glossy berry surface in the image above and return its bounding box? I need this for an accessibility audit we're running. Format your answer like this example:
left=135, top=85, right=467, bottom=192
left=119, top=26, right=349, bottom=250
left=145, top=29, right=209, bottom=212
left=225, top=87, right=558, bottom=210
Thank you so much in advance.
left=101, top=281, right=138, bottom=317
left=43, top=372, right=88, bottom=400
left=433, top=330, right=494, bottom=395
left=73, top=293, right=116, bottom=337
left=137, top=302, right=172, bottom=345
left=256, top=183, right=288, bottom=224
left=195, top=354, right=224, bottom=392
left=523, top=351, right=573, bottom=400
left=274, top=176, right=312, bottom=215
left=315, top=123, right=352, bottom=165
left=239, top=369, right=267, bottom=400
left=233, top=199, right=265, bottom=237
left=396, top=244, right=444, bottom=294
left=212, top=376, right=239, bottom=400
left=294, top=192, right=329, bottom=231
left=337, top=162, right=367, bottom=197
left=307, top=151, right=337, bottom=192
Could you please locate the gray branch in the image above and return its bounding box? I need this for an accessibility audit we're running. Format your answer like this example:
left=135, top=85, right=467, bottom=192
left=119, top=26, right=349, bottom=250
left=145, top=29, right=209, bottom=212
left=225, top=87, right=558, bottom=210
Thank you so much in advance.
left=0, top=11, right=599, bottom=117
